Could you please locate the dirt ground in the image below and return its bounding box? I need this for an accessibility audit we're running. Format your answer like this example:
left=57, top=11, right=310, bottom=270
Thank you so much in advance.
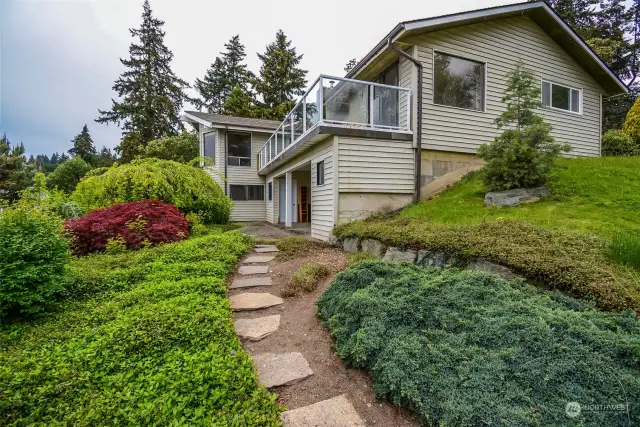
left=238, top=222, right=306, bottom=240
left=229, top=246, right=418, bottom=426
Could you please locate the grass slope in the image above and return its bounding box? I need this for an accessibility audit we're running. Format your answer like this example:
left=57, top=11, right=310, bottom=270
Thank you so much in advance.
left=318, top=261, right=640, bottom=427
left=335, top=158, right=640, bottom=313
left=404, top=157, right=640, bottom=238
left=0, top=231, right=281, bottom=426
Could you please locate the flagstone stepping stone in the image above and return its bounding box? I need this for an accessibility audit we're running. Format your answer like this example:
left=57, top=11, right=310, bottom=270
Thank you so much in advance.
left=255, top=246, right=280, bottom=253
left=281, top=394, right=365, bottom=427
left=243, top=255, right=276, bottom=263
left=255, top=244, right=274, bottom=248
left=238, top=265, right=269, bottom=275
left=230, top=276, right=273, bottom=289
left=230, top=293, right=283, bottom=311
left=253, top=352, right=313, bottom=388
left=235, top=315, right=280, bottom=341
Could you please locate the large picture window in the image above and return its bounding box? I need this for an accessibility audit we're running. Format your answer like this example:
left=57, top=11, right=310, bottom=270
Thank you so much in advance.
left=542, top=81, right=581, bottom=114
left=229, top=185, right=264, bottom=201
left=203, top=132, right=216, bottom=161
left=227, top=132, right=251, bottom=167
left=433, top=52, right=485, bottom=112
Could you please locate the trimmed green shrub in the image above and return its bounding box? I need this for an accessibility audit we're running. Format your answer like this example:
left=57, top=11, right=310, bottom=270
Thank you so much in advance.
left=317, top=261, right=640, bottom=426
left=602, top=129, right=638, bottom=156
left=282, top=263, right=330, bottom=297
left=56, top=201, right=83, bottom=219
left=72, top=158, right=232, bottom=223
left=0, top=231, right=281, bottom=425
left=346, top=251, right=376, bottom=266
left=622, top=96, right=640, bottom=141
left=477, top=63, right=569, bottom=191
left=335, top=218, right=640, bottom=313
left=0, top=207, right=69, bottom=318
left=140, top=132, right=199, bottom=163
left=46, top=157, right=93, bottom=193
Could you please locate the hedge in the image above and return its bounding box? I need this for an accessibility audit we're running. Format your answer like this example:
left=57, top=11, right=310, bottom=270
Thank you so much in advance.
left=0, top=231, right=282, bottom=425
left=334, top=218, right=640, bottom=314
left=317, top=261, right=640, bottom=426
left=72, top=158, right=232, bottom=224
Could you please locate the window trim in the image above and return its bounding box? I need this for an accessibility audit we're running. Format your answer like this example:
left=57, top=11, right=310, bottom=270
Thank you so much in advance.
left=229, top=184, right=265, bottom=201
left=432, top=50, right=487, bottom=113
left=541, top=79, right=583, bottom=115
left=227, top=131, right=252, bottom=167
left=202, top=131, right=216, bottom=166
left=316, top=160, right=325, bottom=186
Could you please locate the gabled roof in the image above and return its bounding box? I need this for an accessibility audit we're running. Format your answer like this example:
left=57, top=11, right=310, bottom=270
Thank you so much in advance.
left=346, top=1, right=627, bottom=96
left=182, top=111, right=280, bottom=131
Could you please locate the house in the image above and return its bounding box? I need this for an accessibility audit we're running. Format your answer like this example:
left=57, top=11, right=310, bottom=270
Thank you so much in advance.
left=182, top=0, right=627, bottom=241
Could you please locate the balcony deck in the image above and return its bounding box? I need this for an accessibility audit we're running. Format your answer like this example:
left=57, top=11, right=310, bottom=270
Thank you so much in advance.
left=258, top=75, right=412, bottom=175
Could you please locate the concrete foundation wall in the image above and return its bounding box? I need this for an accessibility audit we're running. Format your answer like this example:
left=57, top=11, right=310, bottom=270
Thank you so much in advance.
left=337, top=193, right=413, bottom=225
left=421, top=150, right=483, bottom=183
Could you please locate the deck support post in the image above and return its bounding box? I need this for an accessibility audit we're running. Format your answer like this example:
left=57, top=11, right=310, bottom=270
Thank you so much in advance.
left=285, top=171, right=293, bottom=228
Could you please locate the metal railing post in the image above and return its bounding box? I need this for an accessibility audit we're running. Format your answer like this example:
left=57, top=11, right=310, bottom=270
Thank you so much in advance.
left=369, top=83, right=374, bottom=126
left=290, top=114, right=294, bottom=144
left=318, top=77, right=324, bottom=122
left=303, top=98, right=307, bottom=133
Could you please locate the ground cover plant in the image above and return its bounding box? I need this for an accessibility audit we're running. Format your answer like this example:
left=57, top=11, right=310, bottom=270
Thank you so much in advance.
left=275, top=236, right=326, bottom=259
left=317, top=261, right=640, bottom=427
left=72, top=158, right=232, bottom=224
left=0, top=231, right=282, bottom=426
left=281, top=263, right=330, bottom=297
left=65, top=199, right=190, bottom=254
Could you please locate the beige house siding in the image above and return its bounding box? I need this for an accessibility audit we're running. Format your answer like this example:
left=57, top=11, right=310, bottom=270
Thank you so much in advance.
left=338, top=137, right=414, bottom=193
left=265, top=136, right=335, bottom=240
left=408, top=15, right=604, bottom=157
left=398, top=55, right=413, bottom=130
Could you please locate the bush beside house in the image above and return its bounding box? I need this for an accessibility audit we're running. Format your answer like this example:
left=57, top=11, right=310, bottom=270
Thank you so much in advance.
left=72, top=158, right=232, bottom=224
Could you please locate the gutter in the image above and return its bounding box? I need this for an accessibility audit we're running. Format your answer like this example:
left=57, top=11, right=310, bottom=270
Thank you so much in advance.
left=387, top=39, right=423, bottom=203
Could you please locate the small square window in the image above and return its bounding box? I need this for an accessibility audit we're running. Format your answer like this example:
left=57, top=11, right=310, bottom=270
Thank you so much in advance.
left=317, top=161, right=325, bottom=186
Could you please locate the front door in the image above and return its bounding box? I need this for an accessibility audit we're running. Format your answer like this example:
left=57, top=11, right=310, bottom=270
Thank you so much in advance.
left=278, top=179, right=298, bottom=223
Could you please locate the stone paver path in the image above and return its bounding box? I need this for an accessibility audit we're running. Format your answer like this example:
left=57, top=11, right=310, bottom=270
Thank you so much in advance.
left=229, top=276, right=273, bottom=289
left=281, top=394, right=365, bottom=427
left=253, top=352, right=313, bottom=387
left=235, top=315, right=280, bottom=341
left=238, top=265, right=269, bottom=275
left=230, top=293, right=283, bottom=311
left=243, top=255, right=276, bottom=263
left=230, top=244, right=366, bottom=424
left=255, top=246, right=280, bottom=253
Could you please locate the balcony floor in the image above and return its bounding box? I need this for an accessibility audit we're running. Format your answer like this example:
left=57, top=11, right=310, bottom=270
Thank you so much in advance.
left=258, top=123, right=412, bottom=176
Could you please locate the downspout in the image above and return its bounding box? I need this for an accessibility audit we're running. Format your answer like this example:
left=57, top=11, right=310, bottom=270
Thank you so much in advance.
left=387, top=39, right=423, bottom=203
left=224, top=125, right=228, bottom=196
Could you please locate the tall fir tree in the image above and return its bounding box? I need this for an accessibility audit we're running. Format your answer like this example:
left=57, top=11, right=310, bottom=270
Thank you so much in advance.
left=194, top=35, right=254, bottom=113
left=96, top=0, right=191, bottom=161
left=222, top=84, right=258, bottom=118
left=68, top=124, right=97, bottom=164
left=255, top=30, right=307, bottom=119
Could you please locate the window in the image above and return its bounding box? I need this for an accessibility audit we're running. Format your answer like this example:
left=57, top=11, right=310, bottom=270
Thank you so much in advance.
left=227, top=132, right=251, bottom=166
left=542, top=81, right=581, bottom=113
left=317, top=161, right=325, bottom=186
left=229, top=185, right=264, bottom=201
left=268, top=182, right=273, bottom=201
left=433, top=52, right=485, bottom=111
left=203, top=132, right=216, bottom=161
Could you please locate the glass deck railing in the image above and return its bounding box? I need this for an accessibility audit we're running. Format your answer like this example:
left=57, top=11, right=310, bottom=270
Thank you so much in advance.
left=258, top=74, right=411, bottom=171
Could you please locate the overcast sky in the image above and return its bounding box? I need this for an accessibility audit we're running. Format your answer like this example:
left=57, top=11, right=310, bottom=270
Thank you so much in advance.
left=1, top=0, right=514, bottom=156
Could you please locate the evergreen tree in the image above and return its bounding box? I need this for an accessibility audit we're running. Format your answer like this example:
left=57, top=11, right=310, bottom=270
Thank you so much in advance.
left=222, top=84, right=258, bottom=118
left=344, top=58, right=359, bottom=73
left=68, top=124, right=97, bottom=164
left=96, top=0, right=191, bottom=161
left=0, top=134, right=34, bottom=201
left=194, top=35, right=254, bottom=113
left=95, top=146, right=118, bottom=168
left=255, top=30, right=307, bottom=119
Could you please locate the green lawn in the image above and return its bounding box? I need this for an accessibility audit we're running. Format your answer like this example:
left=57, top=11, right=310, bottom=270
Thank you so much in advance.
left=335, top=157, right=640, bottom=313
left=0, top=230, right=282, bottom=426
left=403, top=157, right=640, bottom=239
